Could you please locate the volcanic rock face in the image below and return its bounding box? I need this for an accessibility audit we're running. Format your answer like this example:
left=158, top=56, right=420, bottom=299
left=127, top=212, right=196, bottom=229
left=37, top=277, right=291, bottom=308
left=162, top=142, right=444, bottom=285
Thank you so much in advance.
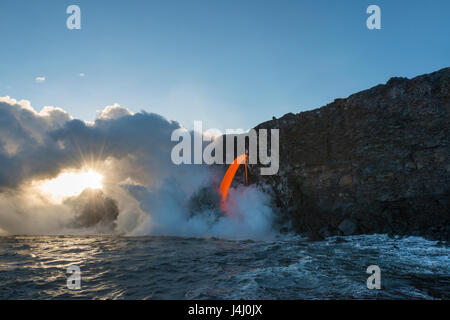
left=252, top=67, right=450, bottom=240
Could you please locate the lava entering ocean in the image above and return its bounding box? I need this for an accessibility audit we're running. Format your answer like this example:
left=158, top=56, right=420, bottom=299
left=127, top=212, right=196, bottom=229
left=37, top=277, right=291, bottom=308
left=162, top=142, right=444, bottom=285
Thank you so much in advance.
left=219, top=154, right=248, bottom=213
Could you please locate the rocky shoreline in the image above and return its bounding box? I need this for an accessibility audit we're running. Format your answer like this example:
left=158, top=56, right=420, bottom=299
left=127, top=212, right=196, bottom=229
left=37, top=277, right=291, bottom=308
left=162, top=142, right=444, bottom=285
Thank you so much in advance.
left=245, top=67, right=449, bottom=241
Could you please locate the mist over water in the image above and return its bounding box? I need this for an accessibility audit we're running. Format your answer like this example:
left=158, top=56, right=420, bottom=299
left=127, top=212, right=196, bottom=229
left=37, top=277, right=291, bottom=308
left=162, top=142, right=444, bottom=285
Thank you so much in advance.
left=0, top=234, right=448, bottom=299
left=128, top=182, right=277, bottom=240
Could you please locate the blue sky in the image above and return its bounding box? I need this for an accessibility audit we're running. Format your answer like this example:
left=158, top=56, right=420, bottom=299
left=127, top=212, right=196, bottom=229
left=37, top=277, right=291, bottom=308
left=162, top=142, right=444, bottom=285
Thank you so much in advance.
left=0, top=0, right=449, bottom=130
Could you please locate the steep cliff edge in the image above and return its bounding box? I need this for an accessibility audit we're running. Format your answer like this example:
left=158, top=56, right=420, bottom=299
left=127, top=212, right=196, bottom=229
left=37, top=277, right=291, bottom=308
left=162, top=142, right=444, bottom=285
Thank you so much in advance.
left=252, top=67, right=450, bottom=240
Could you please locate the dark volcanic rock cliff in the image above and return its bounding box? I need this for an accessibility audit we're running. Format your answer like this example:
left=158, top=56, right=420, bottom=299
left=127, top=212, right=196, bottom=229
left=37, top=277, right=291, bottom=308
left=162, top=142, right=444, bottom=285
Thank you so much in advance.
left=252, top=67, right=450, bottom=240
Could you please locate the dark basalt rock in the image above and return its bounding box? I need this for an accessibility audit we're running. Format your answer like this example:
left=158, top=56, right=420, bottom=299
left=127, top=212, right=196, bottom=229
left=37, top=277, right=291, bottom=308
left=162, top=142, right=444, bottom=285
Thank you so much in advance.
left=66, top=189, right=119, bottom=231
left=188, top=186, right=225, bottom=224
left=250, top=67, right=450, bottom=241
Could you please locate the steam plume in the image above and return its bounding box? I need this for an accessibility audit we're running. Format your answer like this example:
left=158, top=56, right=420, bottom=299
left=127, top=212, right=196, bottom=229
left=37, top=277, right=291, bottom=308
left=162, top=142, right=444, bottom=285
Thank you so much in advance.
left=0, top=97, right=277, bottom=239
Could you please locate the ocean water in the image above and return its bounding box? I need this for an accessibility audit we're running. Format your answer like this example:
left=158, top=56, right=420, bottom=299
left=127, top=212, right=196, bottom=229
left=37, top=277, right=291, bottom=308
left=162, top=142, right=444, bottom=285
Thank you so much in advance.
left=0, top=234, right=448, bottom=299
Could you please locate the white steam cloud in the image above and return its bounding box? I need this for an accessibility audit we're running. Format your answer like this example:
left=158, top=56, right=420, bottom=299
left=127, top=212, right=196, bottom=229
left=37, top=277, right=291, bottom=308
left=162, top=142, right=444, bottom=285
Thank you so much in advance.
left=0, top=97, right=277, bottom=239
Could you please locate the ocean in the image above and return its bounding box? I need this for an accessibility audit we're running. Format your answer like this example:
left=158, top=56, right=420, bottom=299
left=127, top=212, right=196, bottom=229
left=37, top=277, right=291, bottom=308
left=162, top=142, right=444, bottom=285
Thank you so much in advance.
left=0, top=234, right=448, bottom=299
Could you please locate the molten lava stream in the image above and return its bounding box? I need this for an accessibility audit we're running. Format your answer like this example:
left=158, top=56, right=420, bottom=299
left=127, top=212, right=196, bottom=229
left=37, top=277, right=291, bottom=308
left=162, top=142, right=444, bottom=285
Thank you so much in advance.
left=219, top=154, right=247, bottom=214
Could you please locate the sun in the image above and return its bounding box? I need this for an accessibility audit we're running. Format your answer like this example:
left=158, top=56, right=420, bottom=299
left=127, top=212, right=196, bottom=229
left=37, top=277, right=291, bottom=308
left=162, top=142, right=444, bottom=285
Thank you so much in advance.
left=38, top=169, right=103, bottom=199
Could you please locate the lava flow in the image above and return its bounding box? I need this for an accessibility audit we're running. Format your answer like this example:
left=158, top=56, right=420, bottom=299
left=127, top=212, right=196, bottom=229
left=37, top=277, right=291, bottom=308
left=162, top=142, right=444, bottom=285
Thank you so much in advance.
left=219, top=154, right=248, bottom=212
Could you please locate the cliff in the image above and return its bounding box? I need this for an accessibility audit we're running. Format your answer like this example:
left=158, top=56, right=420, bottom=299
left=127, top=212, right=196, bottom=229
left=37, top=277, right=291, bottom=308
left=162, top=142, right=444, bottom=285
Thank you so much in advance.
left=251, top=67, right=450, bottom=240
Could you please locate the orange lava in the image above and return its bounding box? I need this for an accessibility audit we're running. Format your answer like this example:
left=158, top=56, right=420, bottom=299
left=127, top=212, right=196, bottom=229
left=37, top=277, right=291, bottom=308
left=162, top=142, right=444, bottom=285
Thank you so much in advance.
left=219, top=154, right=248, bottom=211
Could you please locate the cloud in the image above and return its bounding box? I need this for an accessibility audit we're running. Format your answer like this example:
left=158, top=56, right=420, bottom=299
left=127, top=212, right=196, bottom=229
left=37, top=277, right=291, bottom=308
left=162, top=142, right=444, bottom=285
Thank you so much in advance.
left=0, top=96, right=34, bottom=112
left=0, top=97, right=277, bottom=238
left=35, top=76, right=46, bottom=83
left=79, top=73, right=85, bottom=77
left=0, top=99, right=179, bottom=190
left=97, top=103, right=133, bottom=120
